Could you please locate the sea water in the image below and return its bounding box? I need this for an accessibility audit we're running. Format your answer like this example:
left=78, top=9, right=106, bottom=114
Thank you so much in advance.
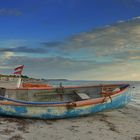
left=130, top=83, right=140, bottom=108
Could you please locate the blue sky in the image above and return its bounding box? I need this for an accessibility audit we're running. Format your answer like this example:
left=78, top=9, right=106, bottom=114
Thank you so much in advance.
left=1, top=0, right=140, bottom=41
left=0, top=0, right=140, bottom=80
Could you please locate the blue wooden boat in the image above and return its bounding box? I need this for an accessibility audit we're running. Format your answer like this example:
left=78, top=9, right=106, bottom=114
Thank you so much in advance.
left=0, top=84, right=132, bottom=119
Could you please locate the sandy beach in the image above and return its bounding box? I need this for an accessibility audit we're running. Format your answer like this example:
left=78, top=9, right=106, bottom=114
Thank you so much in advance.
left=0, top=105, right=139, bottom=140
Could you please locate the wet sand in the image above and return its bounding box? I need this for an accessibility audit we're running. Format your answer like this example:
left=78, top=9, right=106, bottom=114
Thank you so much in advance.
left=0, top=105, right=139, bottom=140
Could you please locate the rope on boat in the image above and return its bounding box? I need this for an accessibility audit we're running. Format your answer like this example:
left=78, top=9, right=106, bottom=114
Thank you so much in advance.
left=0, top=95, right=69, bottom=105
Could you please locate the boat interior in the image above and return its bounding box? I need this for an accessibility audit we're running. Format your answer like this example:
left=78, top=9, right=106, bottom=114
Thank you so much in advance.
left=0, top=84, right=129, bottom=102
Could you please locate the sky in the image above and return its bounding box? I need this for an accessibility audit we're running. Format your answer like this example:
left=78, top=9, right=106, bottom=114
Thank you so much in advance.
left=0, top=0, right=140, bottom=80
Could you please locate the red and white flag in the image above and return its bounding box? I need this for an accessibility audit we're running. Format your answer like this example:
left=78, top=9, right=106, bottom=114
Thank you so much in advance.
left=14, top=65, right=24, bottom=75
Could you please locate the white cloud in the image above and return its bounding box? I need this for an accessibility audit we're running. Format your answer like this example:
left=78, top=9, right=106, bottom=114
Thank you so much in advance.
left=3, top=52, right=15, bottom=59
left=1, top=17, right=140, bottom=80
left=0, top=65, right=13, bottom=69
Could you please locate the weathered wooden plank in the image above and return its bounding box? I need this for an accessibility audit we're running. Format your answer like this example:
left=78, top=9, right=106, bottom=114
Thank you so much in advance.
left=76, top=93, right=90, bottom=99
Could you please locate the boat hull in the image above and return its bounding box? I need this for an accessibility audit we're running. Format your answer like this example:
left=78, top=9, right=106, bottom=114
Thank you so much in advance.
left=0, top=87, right=131, bottom=119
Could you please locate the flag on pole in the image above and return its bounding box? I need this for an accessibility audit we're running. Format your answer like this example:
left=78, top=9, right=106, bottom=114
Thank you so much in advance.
left=14, top=65, right=24, bottom=75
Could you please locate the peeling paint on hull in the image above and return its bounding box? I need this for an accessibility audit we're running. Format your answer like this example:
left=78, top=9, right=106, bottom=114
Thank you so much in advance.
left=0, top=88, right=131, bottom=119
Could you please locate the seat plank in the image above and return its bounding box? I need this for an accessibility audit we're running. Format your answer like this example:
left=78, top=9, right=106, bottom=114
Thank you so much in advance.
left=76, top=93, right=90, bottom=99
